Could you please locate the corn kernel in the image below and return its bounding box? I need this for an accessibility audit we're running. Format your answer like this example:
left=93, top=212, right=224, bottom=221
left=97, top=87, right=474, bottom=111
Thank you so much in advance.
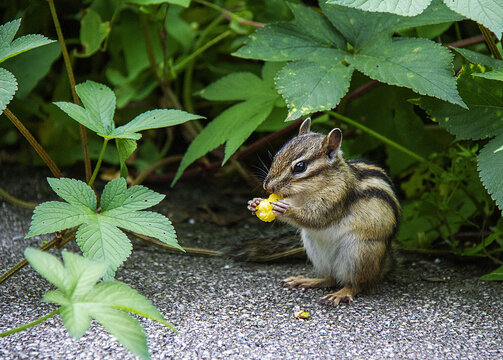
left=256, top=194, right=284, bottom=222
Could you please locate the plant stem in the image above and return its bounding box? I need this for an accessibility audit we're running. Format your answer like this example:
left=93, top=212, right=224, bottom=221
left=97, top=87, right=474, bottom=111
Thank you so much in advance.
left=0, top=187, right=36, bottom=209
left=3, top=108, right=62, bottom=178
left=192, top=0, right=265, bottom=28
left=46, top=0, right=92, bottom=183
left=173, top=30, right=233, bottom=74
left=0, top=308, right=61, bottom=337
left=88, top=139, right=109, bottom=187
left=131, top=155, right=183, bottom=186
left=327, top=111, right=427, bottom=163
left=478, top=24, right=503, bottom=60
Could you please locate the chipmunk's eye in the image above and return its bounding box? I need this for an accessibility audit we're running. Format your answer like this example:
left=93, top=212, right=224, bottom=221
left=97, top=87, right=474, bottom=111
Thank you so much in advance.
left=293, top=161, right=306, bottom=173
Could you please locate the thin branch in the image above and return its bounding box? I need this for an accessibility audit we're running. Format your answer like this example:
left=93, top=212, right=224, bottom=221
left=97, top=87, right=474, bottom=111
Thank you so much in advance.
left=0, top=309, right=61, bottom=337
left=192, top=0, right=265, bottom=28
left=3, top=108, right=62, bottom=178
left=0, top=187, right=37, bottom=210
left=131, top=155, right=183, bottom=186
left=448, top=34, right=485, bottom=48
left=478, top=24, right=503, bottom=60
left=46, top=0, right=92, bottom=183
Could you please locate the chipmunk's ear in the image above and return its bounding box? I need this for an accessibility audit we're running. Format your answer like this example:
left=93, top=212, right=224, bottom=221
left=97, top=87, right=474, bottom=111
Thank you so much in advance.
left=299, top=117, right=311, bottom=135
left=324, top=128, right=342, bottom=160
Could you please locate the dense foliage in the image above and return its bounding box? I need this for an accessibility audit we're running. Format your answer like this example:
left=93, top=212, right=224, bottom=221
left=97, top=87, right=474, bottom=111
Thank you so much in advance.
left=1, top=0, right=503, bottom=356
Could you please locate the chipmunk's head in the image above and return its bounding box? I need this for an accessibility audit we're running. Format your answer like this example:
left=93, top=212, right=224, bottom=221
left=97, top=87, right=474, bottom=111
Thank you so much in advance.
left=263, top=117, right=344, bottom=198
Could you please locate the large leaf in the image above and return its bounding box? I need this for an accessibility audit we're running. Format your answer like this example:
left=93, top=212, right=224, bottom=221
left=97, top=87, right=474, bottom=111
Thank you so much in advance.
left=24, top=248, right=173, bottom=359
left=234, top=1, right=465, bottom=120
left=27, top=177, right=179, bottom=276
left=0, top=19, right=55, bottom=63
left=327, top=0, right=503, bottom=39
left=327, top=0, right=431, bottom=16
left=276, top=61, right=354, bottom=120
left=352, top=37, right=466, bottom=108
left=0, top=67, right=17, bottom=114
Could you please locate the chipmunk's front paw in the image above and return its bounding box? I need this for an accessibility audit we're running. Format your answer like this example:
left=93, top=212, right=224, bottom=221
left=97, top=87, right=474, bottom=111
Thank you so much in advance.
left=281, top=275, right=334, bottom=289
left=320, top=286, right=355, bottom=306
left=271, top=200, right=290, bottom=215
left=247, top=198, right=263, bottom=214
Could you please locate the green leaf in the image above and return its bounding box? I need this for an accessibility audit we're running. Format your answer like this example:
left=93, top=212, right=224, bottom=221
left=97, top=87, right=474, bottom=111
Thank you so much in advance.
left=79, top=9, right=110, bottom=57
left=116, top=138, right=137, bottom=178
left=352, top=37, right=466, bottom=108
left=165, top=4, right=195, bottom=51
left=47, top=178, right=97, bottom=210
left=444, top=0, right=503, bottom=40
left=473, top=68, right=503, bottom=82
left=26, top=201, right=94, bottom=237
left=199, top=72, right=274, bottom=101
left=0, top=67, right=17, bottom=114
left=478, top=134, right=503, bottom=210
left=24, top=248, right=171, bottom=359
left=75, top=80, right=116, bottom=135
left=451, top=47, right=503, bottom=69
left=276, top=61, right=353, bottom=120
left=24, top=248, right=67, bottom=292
left=91, top=307, right=149, bottom=359
left=27, top=177, right=179, bottom=276
left=480, top=265, right=503, bottom=281
left=76, top=220, right=132, bottom=278
left=0, top=18, right=55, bottom=63
left=110, top=109, right=203, bottom=138
left=2, top=42, right=61, bottom=99
left=327, top=0, right=431, bottom=16
left=416, top=65, right=503, bottom=140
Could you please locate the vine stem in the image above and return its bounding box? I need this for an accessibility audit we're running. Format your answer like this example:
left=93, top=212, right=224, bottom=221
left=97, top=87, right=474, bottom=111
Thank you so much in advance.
left=192, top=0, right=265, bottom=28
left=3, top=108, right=62, bottom=178
left=0, top=229, right=76, bottom=285
left=0, top=309, right=61, bottom=337
left=173, top=30, right=233, bottom=75
left=88, top=139, right=109, bottom=187
left=46, top=0, right=92, bottom=183
left=478, top=24, right=503, bottom=60
left=0, top=187, right=36, bottom=209
left=328, top=111, right=427, bottom=163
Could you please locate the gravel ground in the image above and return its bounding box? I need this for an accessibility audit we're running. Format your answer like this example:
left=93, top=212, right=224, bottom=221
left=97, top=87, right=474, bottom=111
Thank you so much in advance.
left=1, top=166, right=502, bottom=359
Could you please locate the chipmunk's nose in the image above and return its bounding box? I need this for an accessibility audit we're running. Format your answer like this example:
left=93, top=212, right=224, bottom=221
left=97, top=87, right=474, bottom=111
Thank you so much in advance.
left=263, top=178, right=273, bottom=193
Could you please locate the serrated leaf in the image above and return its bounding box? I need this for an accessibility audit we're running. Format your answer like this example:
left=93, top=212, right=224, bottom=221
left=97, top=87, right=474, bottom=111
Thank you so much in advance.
left=416, top=65, right=503, bottom=140
left=76, top=219, right=132, bottom=278
left=79, top=9, right=110, bottom=57
left=91, top=307, right=149, bottom=359
left=0, top=19, right=21, bottom=48
left=352, top=37, right=466, bottom=108
left=444, top=0, right=503, bottom=40
left=24, top=248, right=67, bottom=292
left=75, top=81, right=116, bottom=135
left=451, top=47, right=503, bottom=69
left=110, top=109, right=203, bottom=138
left=89, top=282, right=166, bottom=324
left=47, top=178, right=97, bottom=210
left=53, top=101, right=100, bottom=133
left=276, top=61, right=353, bottom=120
left=24, top=248, right=171, bottom=359
left=0, top=67, right=17, bottom=114
left=478, top=134, right=503, bottom=210
left=327, top=0, right=431, bottom=16
left=26, top=201, right=94, bottom=237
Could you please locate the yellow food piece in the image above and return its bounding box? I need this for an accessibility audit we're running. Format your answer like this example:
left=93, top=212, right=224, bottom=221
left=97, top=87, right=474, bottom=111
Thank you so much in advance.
left=256, top=194, right=284, bottom=222
left=294, top=310, right=310, bottom=320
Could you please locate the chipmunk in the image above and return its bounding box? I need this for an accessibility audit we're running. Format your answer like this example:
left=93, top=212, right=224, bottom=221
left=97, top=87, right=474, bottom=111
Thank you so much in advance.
left=247, top=118, right=400, bottom=306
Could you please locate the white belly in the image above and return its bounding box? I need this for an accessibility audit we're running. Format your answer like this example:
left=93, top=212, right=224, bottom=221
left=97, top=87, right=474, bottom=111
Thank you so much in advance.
left=301, top=217, right=360, bottom=284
